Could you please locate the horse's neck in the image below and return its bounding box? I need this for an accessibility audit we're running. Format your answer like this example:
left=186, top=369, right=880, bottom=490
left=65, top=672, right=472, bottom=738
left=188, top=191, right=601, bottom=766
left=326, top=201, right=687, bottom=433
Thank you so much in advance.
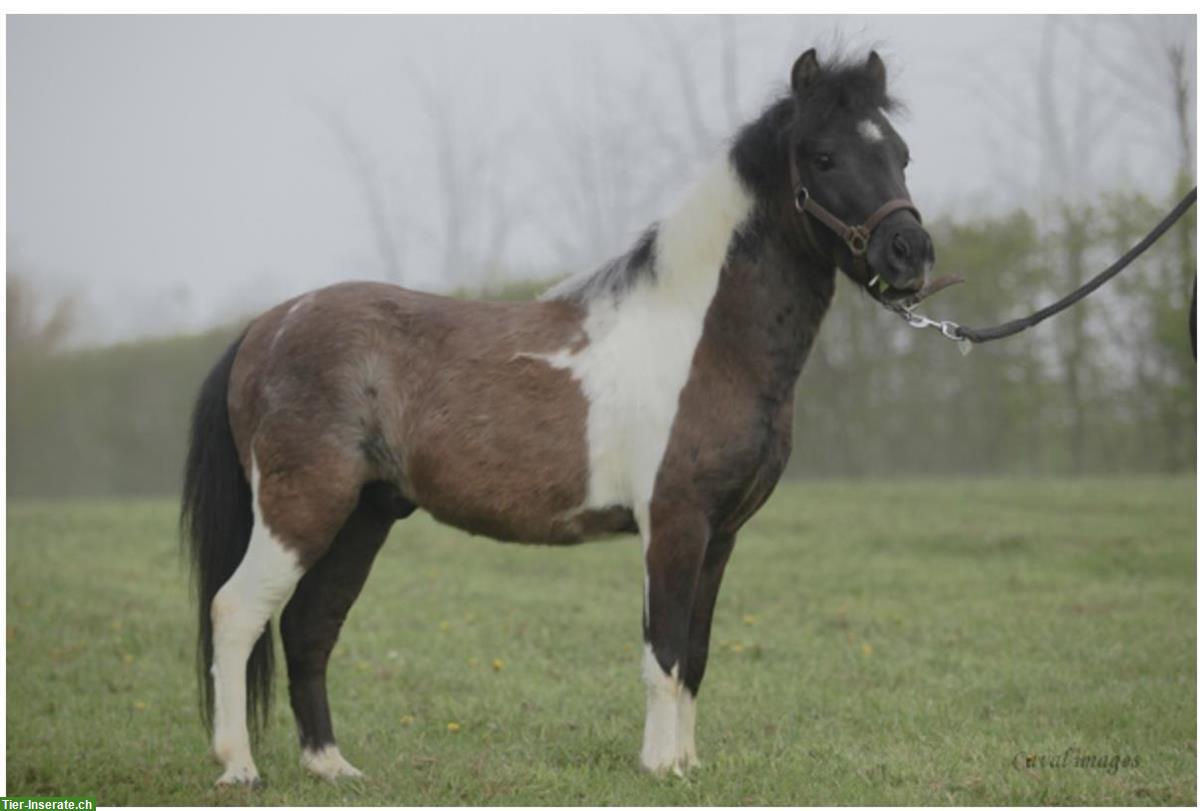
left=573, top=152, right=834, bottom=402
left=705, top=217, right=837, bottom=399
left=708, top=95, right=838, bottom=390
left=650, top=143, right=835, bottom=392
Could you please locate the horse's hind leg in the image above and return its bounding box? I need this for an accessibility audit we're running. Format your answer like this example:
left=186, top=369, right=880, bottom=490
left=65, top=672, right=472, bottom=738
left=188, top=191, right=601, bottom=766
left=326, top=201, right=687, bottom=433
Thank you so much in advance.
left=210, top=451, right=361, bottom=787
left=209, top=460, right=304, bottom=786
left=281, top=485, right=404, bottom=780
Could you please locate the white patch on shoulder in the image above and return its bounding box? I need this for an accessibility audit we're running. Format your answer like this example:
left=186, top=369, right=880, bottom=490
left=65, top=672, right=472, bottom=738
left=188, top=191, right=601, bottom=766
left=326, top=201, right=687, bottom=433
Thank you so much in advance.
left=534, top=157, right=753, bottom=519
left=301, top=745, right=364, bottom=781
left=858, top=118, right=884, bottom=143
left=640, top=645, right=684, bottom=776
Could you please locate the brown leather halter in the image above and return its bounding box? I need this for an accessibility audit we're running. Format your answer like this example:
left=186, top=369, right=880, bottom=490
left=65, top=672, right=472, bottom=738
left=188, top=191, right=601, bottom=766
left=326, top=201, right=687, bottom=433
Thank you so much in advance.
left=788, top=155, right=922, bottom=289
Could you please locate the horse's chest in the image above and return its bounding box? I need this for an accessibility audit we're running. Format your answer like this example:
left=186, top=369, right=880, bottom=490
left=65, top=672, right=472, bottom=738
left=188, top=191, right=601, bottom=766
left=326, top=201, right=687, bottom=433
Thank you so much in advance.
left=653, top=354, right=795, bottom=534
left=544, top=295, right=718, bottom=514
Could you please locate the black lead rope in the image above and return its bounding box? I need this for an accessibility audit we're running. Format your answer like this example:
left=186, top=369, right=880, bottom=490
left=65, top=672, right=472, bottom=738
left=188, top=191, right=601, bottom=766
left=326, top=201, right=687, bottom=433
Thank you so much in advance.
left=898, top=187, right=1197, bottom=349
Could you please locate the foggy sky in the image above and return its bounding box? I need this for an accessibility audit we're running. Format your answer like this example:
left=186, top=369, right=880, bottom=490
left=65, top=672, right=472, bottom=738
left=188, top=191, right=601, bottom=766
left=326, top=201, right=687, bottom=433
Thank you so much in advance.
left=8, top=15, right=1196, bottom=345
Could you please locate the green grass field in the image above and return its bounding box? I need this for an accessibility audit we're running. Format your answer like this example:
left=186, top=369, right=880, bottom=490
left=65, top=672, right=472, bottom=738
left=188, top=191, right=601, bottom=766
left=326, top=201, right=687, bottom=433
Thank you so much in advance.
left=6, top=478, right=1196, bottom=805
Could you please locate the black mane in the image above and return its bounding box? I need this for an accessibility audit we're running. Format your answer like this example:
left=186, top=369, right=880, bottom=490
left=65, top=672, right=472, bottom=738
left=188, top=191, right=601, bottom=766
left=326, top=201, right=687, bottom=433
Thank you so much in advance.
left=543, top=226, right=658, bottom=304
left=796, top=55, right=898, bottom=119
left=729, top=96, right=794, bottom=204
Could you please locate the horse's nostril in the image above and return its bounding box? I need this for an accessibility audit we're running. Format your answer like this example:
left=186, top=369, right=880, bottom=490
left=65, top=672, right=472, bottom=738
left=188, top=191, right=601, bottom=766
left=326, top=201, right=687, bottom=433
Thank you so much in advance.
left=890, top=233, right=911, bottom=261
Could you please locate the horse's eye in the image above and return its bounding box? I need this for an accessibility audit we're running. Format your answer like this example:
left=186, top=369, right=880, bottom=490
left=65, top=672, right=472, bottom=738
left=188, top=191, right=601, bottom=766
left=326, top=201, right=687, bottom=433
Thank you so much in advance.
left=814, top=153, right=834, bottom=171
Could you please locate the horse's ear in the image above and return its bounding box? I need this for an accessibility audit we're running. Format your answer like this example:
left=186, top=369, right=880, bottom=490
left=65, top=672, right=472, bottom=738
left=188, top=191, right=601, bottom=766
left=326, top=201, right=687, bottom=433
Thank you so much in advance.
left=791, top=49, right=820, bottom=93
left=866, top=50, right=887, bottom=94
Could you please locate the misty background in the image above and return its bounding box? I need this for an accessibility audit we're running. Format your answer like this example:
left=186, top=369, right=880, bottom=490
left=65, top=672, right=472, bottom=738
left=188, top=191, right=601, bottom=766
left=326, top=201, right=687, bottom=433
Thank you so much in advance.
left=7, top=14, right=1197, bottom=497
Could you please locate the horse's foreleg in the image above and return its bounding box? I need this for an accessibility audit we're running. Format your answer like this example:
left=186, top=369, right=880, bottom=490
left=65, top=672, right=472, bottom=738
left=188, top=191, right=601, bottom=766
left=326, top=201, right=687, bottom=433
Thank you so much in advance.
left=639, top=509, right=709, bottom=776
left=281, top=501, right=393, bottom=781
left=677, top=532, right=736, bottom=770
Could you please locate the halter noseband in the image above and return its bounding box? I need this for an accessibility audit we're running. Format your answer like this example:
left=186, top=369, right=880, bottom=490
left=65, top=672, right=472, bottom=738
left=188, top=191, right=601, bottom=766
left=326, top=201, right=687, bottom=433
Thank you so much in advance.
left=788, top=155, right=922, bottom=289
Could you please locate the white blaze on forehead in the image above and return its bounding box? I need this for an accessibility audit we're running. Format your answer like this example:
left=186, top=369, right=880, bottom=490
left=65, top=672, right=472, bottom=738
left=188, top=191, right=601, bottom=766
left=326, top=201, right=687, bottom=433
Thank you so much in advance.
left=858, top=118, right=884, bottom=143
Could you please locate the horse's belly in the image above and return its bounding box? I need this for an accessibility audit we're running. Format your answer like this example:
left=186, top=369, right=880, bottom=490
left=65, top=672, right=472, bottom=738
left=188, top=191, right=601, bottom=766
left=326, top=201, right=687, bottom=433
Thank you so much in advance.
left=438, top=502, right=637, bottom=545
left=416, top=482, right=637, bottom=546
left=399, top=358, right=637, bottom=544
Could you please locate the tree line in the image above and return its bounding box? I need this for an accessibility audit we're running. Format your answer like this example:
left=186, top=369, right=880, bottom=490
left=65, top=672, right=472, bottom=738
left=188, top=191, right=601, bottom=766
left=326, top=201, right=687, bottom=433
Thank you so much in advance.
left=8, top=184, right=1194, bottom=499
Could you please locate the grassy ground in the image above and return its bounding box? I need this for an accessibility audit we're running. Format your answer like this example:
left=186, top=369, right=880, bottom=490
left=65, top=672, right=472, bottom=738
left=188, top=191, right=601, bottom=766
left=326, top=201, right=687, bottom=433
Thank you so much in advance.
left=6, top=478, right=1195, bottom=805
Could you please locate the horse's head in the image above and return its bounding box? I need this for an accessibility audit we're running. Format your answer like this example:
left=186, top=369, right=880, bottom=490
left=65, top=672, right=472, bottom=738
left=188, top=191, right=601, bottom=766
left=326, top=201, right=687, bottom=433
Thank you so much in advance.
left=787, top=49, right=933, bottom=301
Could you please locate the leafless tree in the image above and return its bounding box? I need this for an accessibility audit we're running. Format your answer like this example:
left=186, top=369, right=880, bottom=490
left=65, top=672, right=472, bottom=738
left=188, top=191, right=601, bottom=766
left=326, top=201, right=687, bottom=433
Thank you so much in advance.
left=409, top=69, right=529, bottom=290
left=540, top=62, right=671, bottom=270
left=539, top=16, right=753, bottom=271
left=1059, top=16, right=1196, bottom=295
left=952, top=18, right=1126, bottom=471
left=1059, top=16, right=1195, bottom=174
left=642, top=16, right=749, bottom=161
left=312, top=67, right=529, bottom=292
left=7, top=267, right=76, bottom=355
left=311, top=101, right=407, bottom=284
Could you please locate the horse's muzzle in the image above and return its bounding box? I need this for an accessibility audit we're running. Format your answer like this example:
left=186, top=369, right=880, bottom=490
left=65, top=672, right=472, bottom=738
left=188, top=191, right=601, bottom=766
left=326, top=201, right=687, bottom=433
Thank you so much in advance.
left=871, top=217, right=934, bottom=293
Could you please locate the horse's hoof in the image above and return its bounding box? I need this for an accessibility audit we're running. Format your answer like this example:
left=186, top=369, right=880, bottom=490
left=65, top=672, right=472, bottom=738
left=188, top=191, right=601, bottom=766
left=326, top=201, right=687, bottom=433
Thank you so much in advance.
left=675, top=742, right=701, bottom=773
left=301, top=746, right=364, bottom=781
left=641, top=756, right=687, bottom=778
left=658, top=762, right=686, bottom=778
left=318, top=764, right=364, bottom=782
left=215, top=766, right=263, bottom=789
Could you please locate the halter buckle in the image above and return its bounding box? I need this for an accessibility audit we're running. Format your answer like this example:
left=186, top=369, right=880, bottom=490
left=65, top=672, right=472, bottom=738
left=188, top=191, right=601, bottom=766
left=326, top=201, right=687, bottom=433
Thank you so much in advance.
left=846, top=227, right=869, bottom=256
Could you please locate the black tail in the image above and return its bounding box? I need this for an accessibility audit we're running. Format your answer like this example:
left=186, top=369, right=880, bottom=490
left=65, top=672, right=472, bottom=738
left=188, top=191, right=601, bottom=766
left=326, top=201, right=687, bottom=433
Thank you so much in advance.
left=180, top=332, right=274, bottom=741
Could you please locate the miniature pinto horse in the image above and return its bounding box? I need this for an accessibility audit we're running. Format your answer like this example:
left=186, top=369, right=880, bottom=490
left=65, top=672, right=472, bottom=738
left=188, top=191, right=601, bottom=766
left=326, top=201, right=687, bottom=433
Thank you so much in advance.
left=182, top=49, right=934, bottom=786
